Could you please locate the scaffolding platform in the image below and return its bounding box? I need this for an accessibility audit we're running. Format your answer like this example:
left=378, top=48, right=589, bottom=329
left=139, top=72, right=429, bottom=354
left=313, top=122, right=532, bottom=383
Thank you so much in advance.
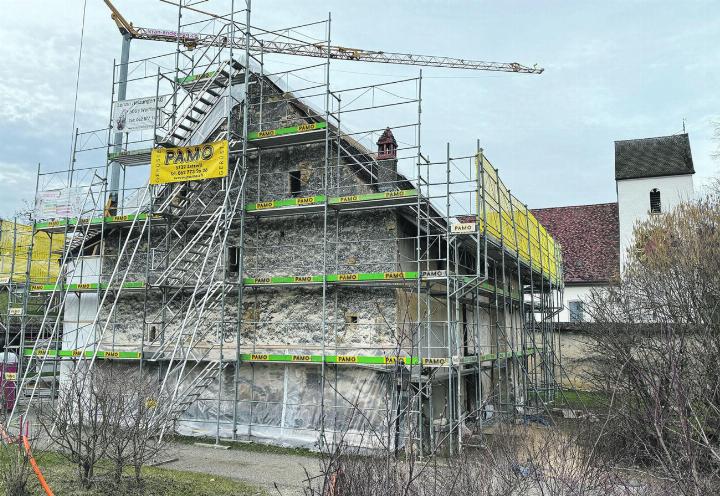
left=34, top=213, right=161, bottom=233
left=20, top=348, right=539, bottom=369
left=22, top=348, right=142, bottom=360
left=28, top=281, right=146, bottom=293
left=246, top=122, right=328, bottom=149
left=245, top=189, right=420, bottom=215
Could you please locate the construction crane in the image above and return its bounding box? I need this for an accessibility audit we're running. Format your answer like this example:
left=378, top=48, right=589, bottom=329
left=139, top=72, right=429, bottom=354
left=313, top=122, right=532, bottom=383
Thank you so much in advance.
left=103, top=0, right=542, bottom=204
left=104, top=0, right=544, bottom=74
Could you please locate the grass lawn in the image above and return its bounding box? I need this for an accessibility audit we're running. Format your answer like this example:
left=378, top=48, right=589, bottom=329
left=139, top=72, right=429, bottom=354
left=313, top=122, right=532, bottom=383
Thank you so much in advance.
left=1, top=450, right=267, bottom=496
left=554, top=389, right=607, bottom=410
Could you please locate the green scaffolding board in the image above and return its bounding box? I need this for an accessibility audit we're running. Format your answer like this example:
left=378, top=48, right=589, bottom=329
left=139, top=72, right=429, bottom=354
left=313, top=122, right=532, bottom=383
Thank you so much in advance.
left=244, top=271, right=521, bottom=299
left=247, top=121, right=328, bottom=141
left=21, top=349, right=538, bottom=366
left=23, top=349, right=142, bottom=360
left=35, top=213, right=154, bottom=230
left=107, top=147, right=153, bottom=161
left=246, top=189, right=418, bottom=212
left=29, top=281, right=146, bottom=293
left=244, top=271, right=419, bottom=285
left=176, top=70, right=218, bottom=85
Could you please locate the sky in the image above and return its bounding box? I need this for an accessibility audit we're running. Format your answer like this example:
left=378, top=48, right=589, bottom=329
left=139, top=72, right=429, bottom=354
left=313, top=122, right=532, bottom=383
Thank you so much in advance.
left=0, top=0, right=718, bottom=218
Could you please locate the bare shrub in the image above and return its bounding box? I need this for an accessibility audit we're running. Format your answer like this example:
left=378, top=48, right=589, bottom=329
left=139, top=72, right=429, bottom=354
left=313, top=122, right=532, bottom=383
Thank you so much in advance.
left=100, top=365, right=167, bottom=485
left=586, top=194, right=720, bottom=494
left=37, top=366, right=108, bottom=488
left=37, top=363, right=168, bottom=489
left=0, top=439, right=31, bottom=496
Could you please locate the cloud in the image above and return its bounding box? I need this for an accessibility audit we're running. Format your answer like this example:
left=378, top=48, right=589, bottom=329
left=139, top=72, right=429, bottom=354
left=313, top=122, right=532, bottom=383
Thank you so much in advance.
left=1, top=0, right=719, bottom=216
left=0, top=162, right=37, bottom=218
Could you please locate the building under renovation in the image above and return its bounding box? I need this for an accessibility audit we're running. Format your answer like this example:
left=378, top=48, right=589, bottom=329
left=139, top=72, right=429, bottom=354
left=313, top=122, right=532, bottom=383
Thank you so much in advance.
left=2, top=2, right=562, bottom=453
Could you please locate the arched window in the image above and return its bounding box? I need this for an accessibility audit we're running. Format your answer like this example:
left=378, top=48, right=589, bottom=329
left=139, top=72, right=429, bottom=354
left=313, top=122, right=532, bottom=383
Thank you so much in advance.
left=650, top=188, right=661, bottom=214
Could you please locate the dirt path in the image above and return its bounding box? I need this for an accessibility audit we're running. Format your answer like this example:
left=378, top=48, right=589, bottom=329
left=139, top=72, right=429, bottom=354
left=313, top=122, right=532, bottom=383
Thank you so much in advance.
left=163, top=443, right=320, bottom=496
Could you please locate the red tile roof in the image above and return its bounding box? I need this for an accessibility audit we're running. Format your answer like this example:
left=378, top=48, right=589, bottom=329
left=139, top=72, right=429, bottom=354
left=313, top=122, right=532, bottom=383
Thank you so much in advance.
left=531, top=203, right=619, bottom=284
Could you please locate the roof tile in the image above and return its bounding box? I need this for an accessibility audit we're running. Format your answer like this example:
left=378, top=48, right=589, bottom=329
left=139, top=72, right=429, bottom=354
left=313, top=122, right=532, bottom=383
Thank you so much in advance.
left=615, top=133, right=694, bottom=180
left=531, top=203, right=619, bottom=284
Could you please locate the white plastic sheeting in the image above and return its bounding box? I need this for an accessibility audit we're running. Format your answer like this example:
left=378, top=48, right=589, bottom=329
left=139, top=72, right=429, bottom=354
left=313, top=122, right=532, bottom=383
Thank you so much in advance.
left=62, top=256, right=100, bottom=351
left=61, top=256, right=100, bottom=381
left=176, top=363, right=395, bottom=449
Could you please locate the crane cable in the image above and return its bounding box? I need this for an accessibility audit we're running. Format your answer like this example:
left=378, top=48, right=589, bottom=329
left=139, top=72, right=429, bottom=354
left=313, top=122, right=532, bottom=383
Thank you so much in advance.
left=68, top=0, right=89, bottom=168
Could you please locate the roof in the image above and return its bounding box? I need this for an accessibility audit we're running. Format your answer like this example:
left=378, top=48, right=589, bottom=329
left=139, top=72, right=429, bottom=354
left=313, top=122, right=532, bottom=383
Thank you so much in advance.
left=614, top=133, right=694, bottom=180
left=531, top=203, right=619, bottom=284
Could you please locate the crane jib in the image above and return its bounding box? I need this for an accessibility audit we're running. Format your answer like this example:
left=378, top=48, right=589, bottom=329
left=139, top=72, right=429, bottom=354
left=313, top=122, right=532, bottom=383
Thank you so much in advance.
left=131, top=26, right=543, bottom=74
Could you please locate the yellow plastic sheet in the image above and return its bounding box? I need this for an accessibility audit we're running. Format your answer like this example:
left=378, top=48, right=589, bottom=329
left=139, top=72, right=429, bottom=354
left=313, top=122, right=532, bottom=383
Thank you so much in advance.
left=474, top=154, right=562, bottom=285
left=0, top=220, right=63, bottom=284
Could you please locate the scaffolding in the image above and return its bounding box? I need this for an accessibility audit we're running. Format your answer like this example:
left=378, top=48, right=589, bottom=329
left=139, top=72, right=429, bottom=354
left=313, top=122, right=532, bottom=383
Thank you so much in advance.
left=9, top=1, right=563, bottom=454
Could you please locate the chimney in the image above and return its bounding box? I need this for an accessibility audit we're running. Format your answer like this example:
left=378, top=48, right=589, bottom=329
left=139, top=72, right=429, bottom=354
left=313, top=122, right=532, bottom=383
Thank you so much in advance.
left=376, top=127, right=397, bottom=160
left=376, top=127, right=398, bottom=191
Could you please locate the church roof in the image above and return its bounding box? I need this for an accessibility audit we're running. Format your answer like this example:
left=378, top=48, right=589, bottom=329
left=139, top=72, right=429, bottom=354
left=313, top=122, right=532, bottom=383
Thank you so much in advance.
left=531, top=202, right=619, bottom=284
left=614, top=133, right=694, bottom=181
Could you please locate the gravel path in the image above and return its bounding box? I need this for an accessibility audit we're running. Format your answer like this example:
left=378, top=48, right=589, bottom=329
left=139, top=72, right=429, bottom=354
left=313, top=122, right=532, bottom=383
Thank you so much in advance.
left=163, top=443, right=320, bottom=496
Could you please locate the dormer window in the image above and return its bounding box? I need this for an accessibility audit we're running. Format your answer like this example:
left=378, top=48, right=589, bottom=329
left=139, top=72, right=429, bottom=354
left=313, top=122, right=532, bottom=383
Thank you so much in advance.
left=650, top=188, right=661, bottom=214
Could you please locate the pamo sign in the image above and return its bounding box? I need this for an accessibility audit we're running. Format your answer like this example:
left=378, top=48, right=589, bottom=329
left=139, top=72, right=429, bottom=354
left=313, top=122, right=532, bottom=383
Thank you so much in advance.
left=150, top=140, right=228, bottom=185
left=111, top=95, right=167, bottom=133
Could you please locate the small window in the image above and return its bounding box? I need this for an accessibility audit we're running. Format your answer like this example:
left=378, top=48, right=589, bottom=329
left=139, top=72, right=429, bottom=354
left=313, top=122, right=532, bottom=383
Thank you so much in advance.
left=569, top=301, right=584, bottom=322
left=650, top=188, right=661, bottom=214
left=346, top=314, right=358, bottom=325
left=227, top=246, right=240, bottom=273
left=289, top=171, right=302, bottom=197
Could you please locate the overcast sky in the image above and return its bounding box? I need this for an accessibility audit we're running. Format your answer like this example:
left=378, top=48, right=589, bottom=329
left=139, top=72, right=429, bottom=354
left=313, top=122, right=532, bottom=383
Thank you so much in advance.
left=1, top=0, right=718, bottom=218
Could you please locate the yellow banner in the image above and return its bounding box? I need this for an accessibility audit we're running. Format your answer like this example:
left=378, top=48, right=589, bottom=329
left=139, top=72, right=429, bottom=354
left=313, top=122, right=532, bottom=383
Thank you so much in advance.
left=150, top=140, right=228, bottom=184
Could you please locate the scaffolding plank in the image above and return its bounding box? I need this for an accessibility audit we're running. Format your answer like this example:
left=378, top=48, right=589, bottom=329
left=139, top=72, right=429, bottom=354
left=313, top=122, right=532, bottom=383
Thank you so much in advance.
left=245, top=189, right=419, bottom=215
left=22, top=349, right=142, bottom=360
left=107, top=147, right=153, bottom=166
left=20, top=348, right=540, bottom=366
left=29, top=281, right=146, bottom=293
left=34, top=213, right=159, bottom=232
left=247, top=122, right=328, bottom=149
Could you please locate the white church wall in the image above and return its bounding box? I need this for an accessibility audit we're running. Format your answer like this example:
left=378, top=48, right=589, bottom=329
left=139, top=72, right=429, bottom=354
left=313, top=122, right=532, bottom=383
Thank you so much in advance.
left=617, top=174, right=694, bottom=269
left=559, top=284, right=595, bottom=322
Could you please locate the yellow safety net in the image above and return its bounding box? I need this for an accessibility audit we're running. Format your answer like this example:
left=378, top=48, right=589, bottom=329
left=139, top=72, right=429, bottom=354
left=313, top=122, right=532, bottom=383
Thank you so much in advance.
left=474, top=154, right=562, bottom=285
left=0, top=220, right=64, bottom=285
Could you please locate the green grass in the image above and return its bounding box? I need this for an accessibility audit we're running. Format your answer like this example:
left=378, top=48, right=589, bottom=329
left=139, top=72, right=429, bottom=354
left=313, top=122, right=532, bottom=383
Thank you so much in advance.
left=554, top=389, right=607, bottom=410
left=172, top=434, right=320, bottom=458
left=1, top=450, right=267, bottom=496
left=526, top=389, right=608, bottom=411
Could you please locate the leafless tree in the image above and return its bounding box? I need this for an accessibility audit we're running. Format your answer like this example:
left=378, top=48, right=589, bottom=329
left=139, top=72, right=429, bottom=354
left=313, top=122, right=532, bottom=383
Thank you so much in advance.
left=585, top=193, right=720, bottom=495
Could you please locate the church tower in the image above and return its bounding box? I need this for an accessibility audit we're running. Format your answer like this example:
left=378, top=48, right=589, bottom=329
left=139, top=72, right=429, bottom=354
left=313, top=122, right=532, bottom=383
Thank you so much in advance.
left=615, top=133, right=695, bottom=270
